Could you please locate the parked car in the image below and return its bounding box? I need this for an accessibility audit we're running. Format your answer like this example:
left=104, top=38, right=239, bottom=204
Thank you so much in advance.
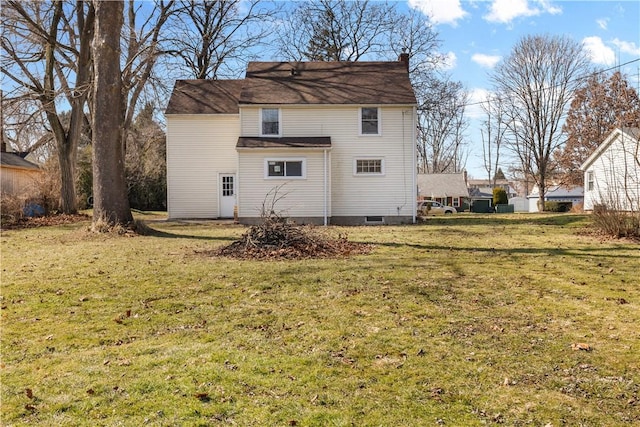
left=417, top=200, right=457, bottom=216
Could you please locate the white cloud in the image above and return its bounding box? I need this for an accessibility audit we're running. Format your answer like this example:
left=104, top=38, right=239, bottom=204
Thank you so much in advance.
left=471, top=53, right=502, bottom=68
left=484, top=0, right=561, bottom=24
left=408, top=0, right=468, bottom=26
left=612, top=38, right=640, bottom=56
left=596, top=18, right=609, bottom=30
left=467, top=88, right=493, bottom=120
left=440, top=51, right=458, bottom=70
left=582, top=36, right=616, bottom=66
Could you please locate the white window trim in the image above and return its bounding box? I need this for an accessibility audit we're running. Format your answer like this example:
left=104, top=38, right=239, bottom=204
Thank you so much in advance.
left=587, top=170, right=594, bottom=191
left=359, top=107, right=381, bottom=136
left=260, top=108, right=282, bottom=137
left=353, top=157, right=385, bottom=176
left=264, top=157, right=306, bottom=179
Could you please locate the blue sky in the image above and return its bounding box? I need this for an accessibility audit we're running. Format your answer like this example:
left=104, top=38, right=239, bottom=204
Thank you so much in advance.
left=405, top=0, right=640, bottom=178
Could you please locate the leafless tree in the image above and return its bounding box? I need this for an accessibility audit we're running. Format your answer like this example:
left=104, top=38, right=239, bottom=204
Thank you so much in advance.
left=491, top=34, right=590, bottom=210
left=417, top=78, right=469, bottom=173
left=276, top=0, right=398, bottom=62
left=1, top=1, right=94, bottom=214
left=166, top=0, right=277, bottom=79
left=92, top=0, right=132, bottom=227
left=480, top=93, right=507, bottom=186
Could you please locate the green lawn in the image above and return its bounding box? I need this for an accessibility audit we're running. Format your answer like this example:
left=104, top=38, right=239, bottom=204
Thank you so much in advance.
left=1, top=214, right=639, bottom=426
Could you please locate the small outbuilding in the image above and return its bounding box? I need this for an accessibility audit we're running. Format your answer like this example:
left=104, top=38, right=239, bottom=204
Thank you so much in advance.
left=1, top=142, right=42, bottom=198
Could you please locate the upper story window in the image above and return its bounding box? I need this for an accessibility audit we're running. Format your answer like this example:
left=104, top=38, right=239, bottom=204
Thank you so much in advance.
left=587, top=171, right=594, bottom=191
left=360, top=107, right=380, bottom=135
left=261, top=108, right=280, bottom=136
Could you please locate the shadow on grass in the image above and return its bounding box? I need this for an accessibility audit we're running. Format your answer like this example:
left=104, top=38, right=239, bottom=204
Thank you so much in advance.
left=139, top=221, right=241, bottom=242
left=419, top=213, right=590, bottom=227
left=365, top=240, right=639, bottom=260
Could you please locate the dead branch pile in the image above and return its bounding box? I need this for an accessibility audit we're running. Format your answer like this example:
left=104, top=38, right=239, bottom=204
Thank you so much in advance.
left=217, top=216, right=371, bottom=260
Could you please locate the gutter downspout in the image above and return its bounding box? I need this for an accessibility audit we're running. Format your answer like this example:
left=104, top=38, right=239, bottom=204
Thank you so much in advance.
left=323, top=149, right=328, bottom=226
left=412, top=106, right=417, bottom=223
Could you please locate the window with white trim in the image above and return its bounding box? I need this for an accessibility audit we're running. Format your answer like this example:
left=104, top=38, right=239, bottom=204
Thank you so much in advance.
left=354, top=158, right=384, bottom=175
left=587, top=171, right=594, bottom=191
left=261, top=108, right=280, bottom=136
left=360, top=107, right=380, bottom=135
left=265, top=158, right=305, bottom=179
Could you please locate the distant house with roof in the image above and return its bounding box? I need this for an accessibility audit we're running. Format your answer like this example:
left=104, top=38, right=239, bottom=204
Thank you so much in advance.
left=466, top=178, right=519, bottom=199
left=165, top=56, right=417, bottom=225
left=416, top=173, right=469, bottom=211
left=581, top=127, right=639, bottom=211
left=1, top=141, right=42, bottom=198
left=527, top=185, right=584, bottom=212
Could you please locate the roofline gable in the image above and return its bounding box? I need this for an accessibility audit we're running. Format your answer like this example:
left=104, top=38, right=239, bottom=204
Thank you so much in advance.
left=580, top=127, right=640, bottom=171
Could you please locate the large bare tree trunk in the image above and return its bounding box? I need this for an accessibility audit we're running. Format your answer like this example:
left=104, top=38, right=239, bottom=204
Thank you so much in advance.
left=92, top=0, right=132, bottom=227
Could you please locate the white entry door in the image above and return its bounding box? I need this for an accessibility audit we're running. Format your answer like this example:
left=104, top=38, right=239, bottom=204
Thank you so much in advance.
left=220, top=174, right=236, bottom=218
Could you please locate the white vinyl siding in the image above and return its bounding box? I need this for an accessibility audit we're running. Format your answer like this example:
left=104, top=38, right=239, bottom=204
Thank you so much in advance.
left=238, top=150, right=328, bottom=218
left=239, top=105, right=415, bottom=218
left=583, top=132, right=639, bottom=211
left=166, top=115, right=239, bottom=219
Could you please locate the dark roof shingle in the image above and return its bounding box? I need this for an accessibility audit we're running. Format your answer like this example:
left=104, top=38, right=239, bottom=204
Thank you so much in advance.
left=240, top=61, right=416, bottom=105
left=165, top=79, right=244, bottom=114
left=237, top=137, right=331, bottom=149
left=166, top=60, right=416, bottom=115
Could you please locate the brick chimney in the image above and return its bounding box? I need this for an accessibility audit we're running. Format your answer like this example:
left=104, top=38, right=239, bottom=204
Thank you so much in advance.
left=399, top=50, right=409, bottom=72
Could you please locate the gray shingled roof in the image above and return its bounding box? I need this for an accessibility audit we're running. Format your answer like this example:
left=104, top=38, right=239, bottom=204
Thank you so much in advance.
left=165, top=60, right=416, bottom=115
left=417, top=173, right=469, bottom=198
left=1, top=152, right=40, bottom=170
left=237, top=137, right=331, bottom=149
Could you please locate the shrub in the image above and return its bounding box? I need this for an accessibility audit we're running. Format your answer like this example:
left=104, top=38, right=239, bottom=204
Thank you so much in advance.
left=544, top=201, right=573, bottom=212
left=592, top=205, right=640, bottom=239
left=493, top=187, right=508, bottom=206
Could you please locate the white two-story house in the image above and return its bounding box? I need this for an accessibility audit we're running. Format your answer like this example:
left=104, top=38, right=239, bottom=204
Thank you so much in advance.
left=581, top=127, right=640, bottom=211
left=165, top=56, right=417, bottom=225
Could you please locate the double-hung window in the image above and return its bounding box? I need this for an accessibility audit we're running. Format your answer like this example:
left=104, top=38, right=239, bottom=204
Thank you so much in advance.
left=266, top=158, right=305, bottom=179
left=261, top=108, right=280, bottom=136
left=587, top=171, right=594, bottom=191
left=360, top=107, right=380, bottom=135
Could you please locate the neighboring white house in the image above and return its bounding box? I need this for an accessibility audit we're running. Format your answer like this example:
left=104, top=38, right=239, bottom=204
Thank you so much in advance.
left=581, top=127, right=640, bottom=211
left=165, top=57, right=417, bottom=225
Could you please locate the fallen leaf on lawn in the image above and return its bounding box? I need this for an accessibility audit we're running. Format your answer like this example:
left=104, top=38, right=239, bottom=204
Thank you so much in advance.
left=194, top=392, right=210, bottom=402
left=571, top=343, right=592, bottom=351
left=86, top=389, right=95, bottom=395
left=25, top=388, right=34, bottom=399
